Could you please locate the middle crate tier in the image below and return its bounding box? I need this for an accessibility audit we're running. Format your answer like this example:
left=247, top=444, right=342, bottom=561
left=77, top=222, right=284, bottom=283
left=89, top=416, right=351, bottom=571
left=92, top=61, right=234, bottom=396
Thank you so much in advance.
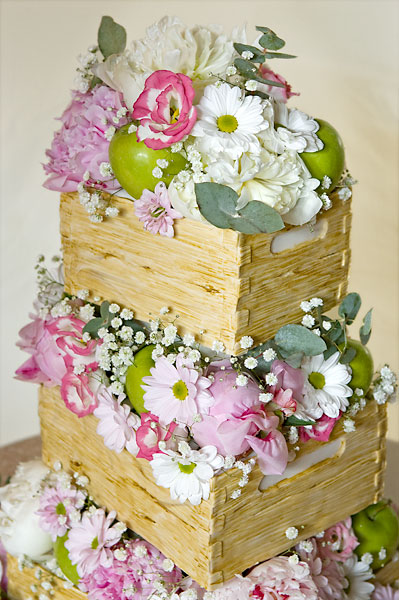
left=39, top=385, right=386, bottom=591
left=60, top=191, right=351, bottom=355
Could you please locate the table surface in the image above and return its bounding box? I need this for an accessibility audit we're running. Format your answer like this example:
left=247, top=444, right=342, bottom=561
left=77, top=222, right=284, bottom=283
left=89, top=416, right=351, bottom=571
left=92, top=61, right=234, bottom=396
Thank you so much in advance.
left=0, top=436, right=41, bottom=483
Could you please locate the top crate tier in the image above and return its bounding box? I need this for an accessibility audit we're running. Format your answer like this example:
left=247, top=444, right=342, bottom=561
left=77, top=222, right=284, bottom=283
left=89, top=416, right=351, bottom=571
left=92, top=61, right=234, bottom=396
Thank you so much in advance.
left=61, top=192, right=351, bottom=354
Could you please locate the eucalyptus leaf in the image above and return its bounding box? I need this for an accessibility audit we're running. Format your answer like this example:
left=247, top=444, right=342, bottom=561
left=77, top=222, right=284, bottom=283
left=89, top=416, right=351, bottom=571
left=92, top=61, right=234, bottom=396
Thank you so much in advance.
left=233, top=59, right=286, bottom=87
left=195, top=182, right=284, bottom=234
left=233, top=43, right=265, bottom=62
left=82, top=317, right=105, bottom=338
left=264, top=52, right=296, bottom=59
left=323, top=345, right=338, bottom=360
left=360, top=308, right=373, bottom=345
left=98, top=16, right=127, bottom=59
left=257, top=28, right=286, bottom=51
left=340, top=347, right=357, bottom=364
left=328, top=320, right=344, bottom=343
left=285, top=416, right=315, bottom=427
left=275, top=324, right=326, bottom=356
left=123, top=320, right=146, bottom=335
left=100, top=301, right=110, bottom=319
left=284, top=352, right=304, bottom=369
left=338, top=292, right=361, bottom=325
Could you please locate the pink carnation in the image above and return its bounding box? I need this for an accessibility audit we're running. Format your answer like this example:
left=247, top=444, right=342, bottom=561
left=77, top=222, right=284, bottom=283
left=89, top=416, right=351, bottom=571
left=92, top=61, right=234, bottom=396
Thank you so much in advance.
left=94, top=386, right=140, bottom=454
left=134, top=182, right=182, bottom=237
left=132, top=70, right=197, bottom=149
left=36, top=483, right=86, bottom=541
left=373, top=584, right=399, bottom=600
left=248, top=555, right=319, bottom=599
left=135, top=413, right=178, bottom=460
left=297, top=538, right=346, bottom=600
left=192, top=368, right=288, bottom=475
left=259, top=66, right=299, bottom=103
left=80, top=538, right=183, bottom=600
left=299, top=413, right=341, bottom=443
left=316, top=518, right=359, bottom=562
left=43, top=85, right=129, bottom=192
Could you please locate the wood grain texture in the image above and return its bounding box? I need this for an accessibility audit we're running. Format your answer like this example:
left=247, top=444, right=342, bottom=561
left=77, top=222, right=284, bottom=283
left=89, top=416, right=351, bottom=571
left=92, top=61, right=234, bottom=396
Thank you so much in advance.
left=6, top=553, right=85, bottom=600
left=375, top=558, right=399, bottom=585
left=39, top=386, right=386, bottom=590
left=60, top=192, right=351, bottom=355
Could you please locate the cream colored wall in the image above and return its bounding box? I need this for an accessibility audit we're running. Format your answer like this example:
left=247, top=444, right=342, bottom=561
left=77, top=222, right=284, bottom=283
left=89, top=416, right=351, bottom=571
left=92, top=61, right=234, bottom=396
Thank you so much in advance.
left=1, top=0, right=398, bottom=496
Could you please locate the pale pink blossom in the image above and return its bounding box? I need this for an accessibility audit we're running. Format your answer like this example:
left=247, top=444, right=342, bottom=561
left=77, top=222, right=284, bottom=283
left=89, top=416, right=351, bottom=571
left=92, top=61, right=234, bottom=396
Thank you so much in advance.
left=269, top=359, right=305, bottom=401
left=43, top=85, right=129, bottom=192
left=134, top=182, right=182, bottom=237
left=209, top=575, right=254, bottom=599
left=142, top=355, right=213, bottom=427
left=192, top=368, right=288, bottom=474
left=248, top=555, right=318, bottom=599
left=273, top=388, right=297, bottom=416
left=135, top=412, right=178, bottom=460
left=65, top=509, right=122, bottom=577
left=60, top=362, right=102, bottom=417
left=373, top=584, right=399, bottom=600
left=316, top=519, right=359, bottom=562
left=132, top=70, right=197, bottom=149
left=259, top=66, right=299, bottom=103
left=297, top=537, right=345, bottom=600
left=299, top=413, right=341, bottom=443
left=36, top=484, right=85, bottom=541
left=93, top=386, right=140, bottom=455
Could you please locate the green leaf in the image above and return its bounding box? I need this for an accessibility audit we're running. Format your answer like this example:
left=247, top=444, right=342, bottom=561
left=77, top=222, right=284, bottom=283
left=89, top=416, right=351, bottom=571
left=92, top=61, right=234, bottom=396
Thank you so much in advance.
left=338, top=293, right=362, bottom=325
left=360, top=308, right=373, bottom=345
left=256, top=27, right=286, bottom=51
left=195, top=182, right=284, bottom=234
left=98, top=16, right=127, bottom=59
left=324, top=345, right=338, bottom=360
left=233, top=43, right=265, bottom=62
left=100, top=301, right=110, bottom=319
left=340, top=347, right=357, bottom=364
left=123, top=320, right=146, bottom=335
left=234, top=58, right=286, bottom=87
left=275, top=324, right=327, bottom=356
left=285, top=416, right=315, bottom=426
left=82, top=317, right=105, bottom=338
left=328, top=320, right=344, bottom=343
left=264, top=52, right=296, bottom=59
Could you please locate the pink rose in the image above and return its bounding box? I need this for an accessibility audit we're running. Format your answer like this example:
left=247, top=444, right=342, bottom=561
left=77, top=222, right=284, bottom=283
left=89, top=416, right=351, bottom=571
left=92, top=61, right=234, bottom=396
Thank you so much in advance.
left=192, top=368, right=288, bottom=475
left=132, top=70, right=197, bottom=149
left=259, top=66, right=299, bottom=103
left=136, top=413, right=177, bottom=460
left=60, top=362, right=101, bottom=417
left=299, top=413, right=341, bottom=443
left=316, top=518, right=359, bottom=562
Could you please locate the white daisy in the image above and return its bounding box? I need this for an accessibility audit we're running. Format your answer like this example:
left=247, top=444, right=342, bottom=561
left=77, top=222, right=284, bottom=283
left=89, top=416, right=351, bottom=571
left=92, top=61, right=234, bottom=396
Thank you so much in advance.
left=150, top=441, right=224, bottom=505
left=300, top=352, right=352, bottom=419
left=342, top=555, right=374, bottom=600
left=192, top=83, right=267, bottom=159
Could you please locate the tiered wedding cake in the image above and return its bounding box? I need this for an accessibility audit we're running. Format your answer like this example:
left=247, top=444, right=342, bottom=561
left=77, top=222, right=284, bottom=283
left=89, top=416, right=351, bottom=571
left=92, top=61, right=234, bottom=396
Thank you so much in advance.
left=1, top=16, right=398, bottom=600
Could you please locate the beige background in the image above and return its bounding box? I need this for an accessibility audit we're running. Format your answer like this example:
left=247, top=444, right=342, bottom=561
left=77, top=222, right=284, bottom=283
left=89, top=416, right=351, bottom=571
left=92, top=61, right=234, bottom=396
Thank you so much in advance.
left=1, top=1, right=398, bottom=497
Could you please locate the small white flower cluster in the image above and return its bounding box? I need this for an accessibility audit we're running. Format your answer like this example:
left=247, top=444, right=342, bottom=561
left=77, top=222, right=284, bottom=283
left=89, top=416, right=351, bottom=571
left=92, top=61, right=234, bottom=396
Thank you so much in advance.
left=77, top=180, right=120, bottom=223
left=34, top=254, right=64, bottom=313
left=320, top=193, right=332, bottom=211
left=372, top=365, right=397, bottom=405
left=225, top=457, right=257, bottom=499
left=74, top=44, right=99, bottom=93
left=337, top=186, right=352, bottom=201
left=285, top=526, right=299, bottom=540
left=300, top=297, right=324, bottom=313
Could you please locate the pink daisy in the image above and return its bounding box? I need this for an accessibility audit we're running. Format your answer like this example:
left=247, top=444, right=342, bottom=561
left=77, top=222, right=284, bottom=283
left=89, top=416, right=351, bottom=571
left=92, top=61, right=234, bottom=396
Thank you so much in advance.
left=142, top=354, right=213, bottom=426
left=94, top=386, right=140, bottom=455
left=36, top=483, right=86, bottom=541
left=134, top=182, right=182, bottom=237
left=373, top=584, right=399, bottom=600
left=65, top=509, right=124, bottom=577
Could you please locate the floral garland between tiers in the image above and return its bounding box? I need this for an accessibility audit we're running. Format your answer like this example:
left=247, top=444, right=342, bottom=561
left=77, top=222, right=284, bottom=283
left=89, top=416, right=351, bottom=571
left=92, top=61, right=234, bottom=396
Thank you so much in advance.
left=0, top=461, right=398, bottom=600
left=15, top=257, right=397, bottom=506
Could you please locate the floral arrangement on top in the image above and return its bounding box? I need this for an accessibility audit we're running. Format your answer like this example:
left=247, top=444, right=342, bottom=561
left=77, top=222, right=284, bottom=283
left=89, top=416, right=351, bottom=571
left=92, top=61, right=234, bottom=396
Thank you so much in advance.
left=43, top=16, right=354, bottom=235
left=1, top=461, right=399, bottom=600
left=15, top=257, right=397, bottom=506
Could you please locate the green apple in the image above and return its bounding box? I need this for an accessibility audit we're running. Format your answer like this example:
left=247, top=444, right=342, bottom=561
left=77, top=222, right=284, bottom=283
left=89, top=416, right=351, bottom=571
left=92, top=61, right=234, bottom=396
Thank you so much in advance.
left=108, top=124, right=187, bottom=199
left=54, top=533, right=80, bottom=585
left=300, top=119, right=345, bottom=192
left=125, top=344, right=155, bottom=414
left=339, top=338, right=374, bottom=394
left=352, top=501, right=399, bottom=570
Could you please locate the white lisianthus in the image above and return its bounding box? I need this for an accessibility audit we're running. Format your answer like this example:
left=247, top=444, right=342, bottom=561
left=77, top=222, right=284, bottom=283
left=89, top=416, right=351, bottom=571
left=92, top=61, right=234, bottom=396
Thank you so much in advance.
left=0, top=461, right=53, bottom=559
left=192, top=83, right=268, bottom=160
left=273, top=103, right=324, bottom=153
left=150, top=441, right=224, bottom=505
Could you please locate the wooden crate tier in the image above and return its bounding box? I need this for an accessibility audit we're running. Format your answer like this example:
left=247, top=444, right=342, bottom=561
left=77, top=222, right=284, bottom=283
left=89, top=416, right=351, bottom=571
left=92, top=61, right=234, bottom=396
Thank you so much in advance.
left=60, top=192, right=351, bottom=355
left=39, top=386, right=386, bottom=591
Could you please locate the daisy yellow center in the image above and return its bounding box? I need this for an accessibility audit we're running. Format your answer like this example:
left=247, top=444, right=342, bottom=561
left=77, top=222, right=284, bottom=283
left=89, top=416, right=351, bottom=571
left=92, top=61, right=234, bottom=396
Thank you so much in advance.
left=178, top=462, right=196, bottom=474
left=151, top=206, right=166, bottom=218
left=55, top=502, right=66, bottom=515
left=91, top=536, right=99, bottom=550
left=308, top=371, right=326, bottom=389
left=172, top=380, right=188, bottom=401
left=217, top=114, right=238, bottom=133
left=170, top=107, right=180, bottom=123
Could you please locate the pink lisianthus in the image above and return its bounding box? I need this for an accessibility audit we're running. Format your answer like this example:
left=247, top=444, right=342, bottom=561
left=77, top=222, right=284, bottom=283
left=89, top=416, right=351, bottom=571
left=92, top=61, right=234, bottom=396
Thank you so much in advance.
left=135, top=413, right=178, bottom=460
left=36, top=483, right=86, bottom=541
left=259, top=65, right=299, bottom=103
left=93, top=386, right=140, bottom=455
left=248, top=555, right=319, bottom=599
left=80, top=538, right=183, bottom=599
left=134, top=182, right=182, bottom=237
left=60, top=361, right=102, bottom=417
left=316, top=518, right=359, bottom=562
left=269, top=360, right=305, bottom=401
left=192, top=368, right=288, bottom=475
left=43, top=85, right=129, bottom=192
left=15, top=355, right=53, bottom=385
left=65, top=509, right=123, bottom=578
left=132, top=70, right=197, bottom=149
left=49, top=316, right=99, bottom=367
left=142, top=355, right=213, bottom=427
left=373, top=584, right=399, bottom=600
left=299, top=413, right=341, bottom=443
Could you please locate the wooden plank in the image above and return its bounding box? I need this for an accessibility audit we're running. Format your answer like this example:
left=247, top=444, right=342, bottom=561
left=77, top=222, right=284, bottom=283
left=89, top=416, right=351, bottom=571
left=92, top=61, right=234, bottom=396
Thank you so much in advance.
left=60, top=192, right=351, bottom=354
left=375, top=558, right=399, bottom=585
left=39, top=385, right=386, bottom=590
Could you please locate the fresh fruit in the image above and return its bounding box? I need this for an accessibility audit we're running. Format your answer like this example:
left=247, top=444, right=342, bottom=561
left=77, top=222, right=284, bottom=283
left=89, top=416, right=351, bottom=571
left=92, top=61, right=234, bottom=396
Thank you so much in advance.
left=125, top=344, right=155, bottom=414
left=54, top=533, right=80, bottom=585
left=339, top=338, right=374, bottom=394
left=352, top=501, right=399, bottom=570
left=109, top=124, right=187, bottom=199
left=300, top=119, right=345, bottom=192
